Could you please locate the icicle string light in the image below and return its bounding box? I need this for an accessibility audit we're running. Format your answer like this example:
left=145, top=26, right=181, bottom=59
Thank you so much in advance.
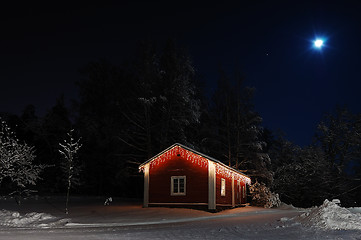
left=147, top=145, right=209, bottom=170
left=141, top=145, right=251, bottom=185
left=215, top=163, right=251, bottom=185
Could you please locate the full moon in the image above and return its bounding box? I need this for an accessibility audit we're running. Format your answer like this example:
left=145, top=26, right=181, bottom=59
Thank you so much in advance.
left=314, top=39, right=324, bottom=48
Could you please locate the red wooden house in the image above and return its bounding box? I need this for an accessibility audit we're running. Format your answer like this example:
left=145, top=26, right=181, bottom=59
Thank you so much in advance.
left=139, top=143, right=251, bottom=211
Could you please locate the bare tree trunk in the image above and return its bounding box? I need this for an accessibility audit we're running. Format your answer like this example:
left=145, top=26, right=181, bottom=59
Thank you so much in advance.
left=16, top=189, right=21, bottom=206
left=226, top=96, right=232, bottom=167
left=65, top=177, right=71, bottom=214
left=145, top=104, right=152, bottom=158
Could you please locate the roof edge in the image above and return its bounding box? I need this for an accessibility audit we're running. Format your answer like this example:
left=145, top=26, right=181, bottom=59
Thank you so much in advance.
left=138, top=143, right=180, bottom=168
left=138, top=143, right=250, bottom=179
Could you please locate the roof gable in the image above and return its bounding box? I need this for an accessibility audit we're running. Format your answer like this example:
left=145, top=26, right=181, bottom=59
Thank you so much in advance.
left=139, top=143, right=251, bottom=184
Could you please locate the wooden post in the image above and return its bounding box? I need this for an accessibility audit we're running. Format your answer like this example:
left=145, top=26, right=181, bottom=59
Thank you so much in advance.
left=143, top=164, right=149, bottom=207
left=232, top=175, right=235, bottom=207
left=208, top=161, right=216, bottom=210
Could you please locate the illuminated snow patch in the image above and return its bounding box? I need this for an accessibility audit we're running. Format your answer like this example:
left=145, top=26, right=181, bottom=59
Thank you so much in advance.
left=297, top=199, right=361, bottom=230
left=0, top=210, right=69, bottom=228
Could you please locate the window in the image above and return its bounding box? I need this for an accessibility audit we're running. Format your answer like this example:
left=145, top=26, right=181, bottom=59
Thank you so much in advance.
left=221, top=178, right=226, bottom=196
left=171, top=176, right=186, bottom=196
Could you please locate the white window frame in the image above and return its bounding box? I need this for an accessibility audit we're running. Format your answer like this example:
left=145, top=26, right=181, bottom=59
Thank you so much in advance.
left=221, top=178, right=226, bottom=196
left=171, top=176, right=186, bottom=196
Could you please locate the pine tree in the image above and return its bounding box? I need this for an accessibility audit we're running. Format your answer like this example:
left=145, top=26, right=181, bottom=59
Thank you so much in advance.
left=315, top=107, right=361, bottom=205
left=41, top=96, right=72, bottom=192
left=156, top=39, right=201, bottom=149
left=76, top=60, right=127, bottom=195
left=205, top=69, right=272, bottom=185
left=316, top=107, right=361, bottom=174
left=273, top=145, right=333, bottom=207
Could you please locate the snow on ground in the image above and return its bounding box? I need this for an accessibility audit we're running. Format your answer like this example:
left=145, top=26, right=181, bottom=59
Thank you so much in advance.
left=0, top=196, right=273, bottom=228
left=295, top=199, right=361, bottom=230
left=349, top=207, right=361, bottom=214
left=0, top=196, right=361, bottom=239
left=0, top=210, right=68, bottom=228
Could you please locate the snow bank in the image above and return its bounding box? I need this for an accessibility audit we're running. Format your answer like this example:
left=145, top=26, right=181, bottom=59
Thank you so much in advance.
left=297, top=199, right=361, bottom=230
left=0, top=209, right=69, bottom=228
left=277, top=202, right=299, bottom=210
left=349, top=207, right=361, bottom=214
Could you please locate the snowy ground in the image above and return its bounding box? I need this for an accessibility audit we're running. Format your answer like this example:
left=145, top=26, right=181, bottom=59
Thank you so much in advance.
left=0, top=196, right=361, bottom=239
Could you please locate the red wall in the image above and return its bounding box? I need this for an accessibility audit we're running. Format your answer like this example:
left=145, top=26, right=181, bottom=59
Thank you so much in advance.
left=148, top=155, right=208, bottom=204
left=215, top=173, right=233, bottom=205
left=240, top=181, right=247, bottom=204
left=215, top=172, right=247, bottom=206
left=234, top=180, right=247, bottom=205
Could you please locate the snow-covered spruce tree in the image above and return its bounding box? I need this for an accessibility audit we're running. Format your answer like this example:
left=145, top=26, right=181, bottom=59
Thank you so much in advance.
left=315, top=107, right=361, bottom=206
left=0, top=118, right=46, bottom=205
left=272, top=145, right=333, bottom=207
left=206, top=69, right=273, bottom=185
left=59, top=129, right=82, bottom=214
left=156, top=39, right=201, bottom=149
left=249, top=180, right=280, bottom=208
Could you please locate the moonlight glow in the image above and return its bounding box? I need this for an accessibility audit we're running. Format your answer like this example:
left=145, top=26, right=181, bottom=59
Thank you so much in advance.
left=314, top=39, right=324, bottom=48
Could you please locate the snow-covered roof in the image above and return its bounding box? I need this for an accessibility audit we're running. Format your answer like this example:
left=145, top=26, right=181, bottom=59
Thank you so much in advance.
left=139, top=143, right=250, bottom=183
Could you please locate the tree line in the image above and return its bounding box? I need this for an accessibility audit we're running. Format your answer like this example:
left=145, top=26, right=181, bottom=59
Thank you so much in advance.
left=1, top=39, right=360, bottom=207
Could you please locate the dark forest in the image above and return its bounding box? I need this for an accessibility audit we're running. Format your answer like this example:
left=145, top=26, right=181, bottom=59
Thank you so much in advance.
left=1, top=40, right=360, bottom=208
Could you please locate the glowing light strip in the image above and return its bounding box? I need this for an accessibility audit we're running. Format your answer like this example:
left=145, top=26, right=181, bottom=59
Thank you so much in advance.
left=140, top=145, right=251, bottom=185
left=141, top=146, right=209, bottom=171
left=215, top=163, right=251, bottom=185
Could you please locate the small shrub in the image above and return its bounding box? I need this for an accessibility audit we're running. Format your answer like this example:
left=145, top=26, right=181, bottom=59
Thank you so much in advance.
left=249, top=180, right=281, bottom=208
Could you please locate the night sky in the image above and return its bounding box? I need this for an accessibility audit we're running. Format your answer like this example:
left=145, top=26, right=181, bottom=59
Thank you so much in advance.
left=1, top=1, right=361, bottom=147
